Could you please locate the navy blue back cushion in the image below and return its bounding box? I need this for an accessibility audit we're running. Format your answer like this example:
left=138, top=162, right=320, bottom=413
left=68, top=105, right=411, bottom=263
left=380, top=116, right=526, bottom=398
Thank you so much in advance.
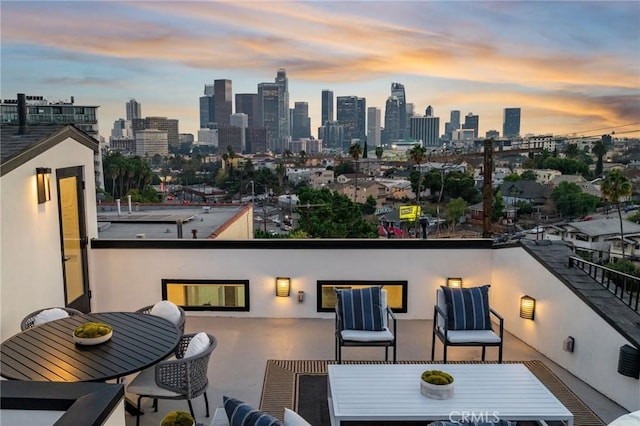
left=223, top=396, right=282, bottom=426
left=441, top=285, right=492, bottom=330
left=335, top=286, right=384, bottom=331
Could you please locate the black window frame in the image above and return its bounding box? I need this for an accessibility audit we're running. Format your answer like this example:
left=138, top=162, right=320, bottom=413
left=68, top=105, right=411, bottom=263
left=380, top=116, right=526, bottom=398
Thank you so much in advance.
left=161, top=278, right=250, bottom=312
left=316, top=280, right=408, bottom=313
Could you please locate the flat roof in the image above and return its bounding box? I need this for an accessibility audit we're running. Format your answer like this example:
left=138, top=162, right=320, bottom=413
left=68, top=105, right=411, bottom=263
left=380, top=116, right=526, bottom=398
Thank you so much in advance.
left=97, top=205, right=247, bottom=239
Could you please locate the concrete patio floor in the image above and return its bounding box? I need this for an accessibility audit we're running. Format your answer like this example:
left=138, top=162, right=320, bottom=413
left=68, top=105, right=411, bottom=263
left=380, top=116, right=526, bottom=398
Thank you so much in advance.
left=123, top=316, right=629, bottom=425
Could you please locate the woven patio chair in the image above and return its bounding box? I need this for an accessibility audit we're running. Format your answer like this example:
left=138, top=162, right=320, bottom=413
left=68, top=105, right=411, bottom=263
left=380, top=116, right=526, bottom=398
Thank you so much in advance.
left=135, top=301, right=186, bottom=332
left=127, top=332, right=217, bottom=426
left=20, top=307, right=83, bottom=331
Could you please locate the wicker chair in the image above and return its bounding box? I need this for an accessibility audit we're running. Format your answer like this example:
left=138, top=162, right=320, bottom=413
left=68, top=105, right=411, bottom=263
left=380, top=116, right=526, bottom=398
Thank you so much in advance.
left=126, top=333, right=217, bottom=426
left=135, top=302, right=186, bottom=333
left=20, top=307, right=83, bottom=331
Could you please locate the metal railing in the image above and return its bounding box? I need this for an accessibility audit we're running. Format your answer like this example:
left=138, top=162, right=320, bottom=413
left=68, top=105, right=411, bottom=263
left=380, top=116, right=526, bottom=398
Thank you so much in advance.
left=569, top=256, right=640, bottom=314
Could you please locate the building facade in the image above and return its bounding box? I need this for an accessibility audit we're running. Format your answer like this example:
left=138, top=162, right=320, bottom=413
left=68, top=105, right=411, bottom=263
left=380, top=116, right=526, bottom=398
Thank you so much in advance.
left=275, top=69, right=290, bottom=150
left=214, top=79, right=232, bottom=126
left=321, top=89, right=333, bottom=126
left=337, top=96, right=366, bottom=150
left=135, top=129, right=168, bottom=156
left=503, top=107, right=521, bottom=138
left=235, top=93, right=258, bottom=128
left=291, top=102, right=310, bottom=140
left=257, top=82, right=280, bottom=152
left=410, top=115, right=440, bottom=147
left=367, top=107, right=381, bottom=147
left=444, top=110, right=461, bottom=141
left=463, top=112, right=479, bottom=139
left=125, top=99, right=141, bottom=121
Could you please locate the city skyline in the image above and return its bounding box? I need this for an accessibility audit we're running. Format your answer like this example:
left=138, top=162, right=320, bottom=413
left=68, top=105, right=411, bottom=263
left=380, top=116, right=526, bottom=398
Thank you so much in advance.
left=1, top=1, right=638, bottom=141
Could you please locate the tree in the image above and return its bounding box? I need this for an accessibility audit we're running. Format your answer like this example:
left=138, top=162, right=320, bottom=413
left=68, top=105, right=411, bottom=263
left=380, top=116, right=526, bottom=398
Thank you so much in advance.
left=491, top=192, right=505, bottom=222
left=551, top=181, right=599, bottom=217
left=446, top=197, right=467, bottom=234
left=592, top=138, right=608, bottom=177
left=408, top=144, right=427, bottom=205
left=521, top=170, right=538, bottom=181
left=601, top=170, right=632, bottom=258
left=563, top=143, right=579, bottom=159
left=348, top=142, right=362, bottom=202
left=503, top=173, right=521, bottom=182
left=375, top=146, right=384, bottom=160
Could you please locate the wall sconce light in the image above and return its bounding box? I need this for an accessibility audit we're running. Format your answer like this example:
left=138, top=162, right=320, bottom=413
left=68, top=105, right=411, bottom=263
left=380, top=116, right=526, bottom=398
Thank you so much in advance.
left=617, top=344, right=640, bottom=379
left=446, top=277, right=463, bottom=288
left=520, top=295, right=536, bottom=320
left=36, top=168, right=51, bottom=204
left=298, top=291, right=305, bottom=303
left=563, top=336, right=575, bottom=353
left=275, top=277, right=291, bottom=297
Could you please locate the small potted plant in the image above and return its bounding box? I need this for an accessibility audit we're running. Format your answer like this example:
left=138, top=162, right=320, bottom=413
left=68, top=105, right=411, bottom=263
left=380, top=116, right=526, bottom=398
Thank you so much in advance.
left=73, top=322, right=113, bottom=345
left=420, top=369, right=454, bottom=399
left=160, top=410, right=195, bottom=426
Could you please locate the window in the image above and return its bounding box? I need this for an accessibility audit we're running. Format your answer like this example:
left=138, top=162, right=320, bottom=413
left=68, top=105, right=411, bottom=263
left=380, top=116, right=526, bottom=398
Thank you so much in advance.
left=162, top=279, right=249, bottom=311
left=317, top=280, right=407, bottom=313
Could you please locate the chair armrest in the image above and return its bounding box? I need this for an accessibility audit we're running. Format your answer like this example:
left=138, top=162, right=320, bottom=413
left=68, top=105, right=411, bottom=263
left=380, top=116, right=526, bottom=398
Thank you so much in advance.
left=489, top=308, right=504, bottom=338
left=335, top=305, right=343, bottom=332
left=386, top=306, right=397, bottom=335
left=155, top=358, right=189, bottom=393
left=433, top=304, right=449, bottom=338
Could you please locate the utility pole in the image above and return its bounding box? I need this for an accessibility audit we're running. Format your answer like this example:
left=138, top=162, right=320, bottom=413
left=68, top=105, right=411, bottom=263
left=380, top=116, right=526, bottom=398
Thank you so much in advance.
left=482, top=139, right=494, bottom=238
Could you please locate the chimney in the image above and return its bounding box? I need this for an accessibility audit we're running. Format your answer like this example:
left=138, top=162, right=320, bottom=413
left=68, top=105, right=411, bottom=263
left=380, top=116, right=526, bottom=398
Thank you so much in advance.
left=17, top=93, right=28, bottom=135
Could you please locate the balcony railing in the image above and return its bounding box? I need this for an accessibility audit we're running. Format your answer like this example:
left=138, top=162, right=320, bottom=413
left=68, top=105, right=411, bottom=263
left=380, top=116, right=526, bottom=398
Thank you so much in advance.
left=569, top=256, right=640, bottom=314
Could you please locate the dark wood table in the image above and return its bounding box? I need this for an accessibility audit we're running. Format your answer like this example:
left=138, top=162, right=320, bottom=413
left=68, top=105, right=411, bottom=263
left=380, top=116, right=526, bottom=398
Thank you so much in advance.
left=0, top=312, right=181, bottom=382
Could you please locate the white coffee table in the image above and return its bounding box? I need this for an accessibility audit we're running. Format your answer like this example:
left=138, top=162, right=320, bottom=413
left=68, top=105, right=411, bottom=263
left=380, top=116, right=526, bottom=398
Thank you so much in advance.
left=327, top=364, right=573, bottom=425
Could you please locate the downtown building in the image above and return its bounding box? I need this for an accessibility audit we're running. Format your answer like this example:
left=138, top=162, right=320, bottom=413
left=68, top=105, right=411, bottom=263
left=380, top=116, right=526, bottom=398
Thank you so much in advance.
left=410, top=106, right=440, bottom=148
left=214, top=79, right=233, bottom=126
left=321, top=90, right=334, bottom=126
left=444, top=110, right=461, bottom=141
left=367, top=107, right=381, bottom=147
left=336, top=96, right=366, bottom=150
left=275, top=69, right=290, bottom=152
left=257, top=82, right=280, bottom=152
left=235, top=93, right=258, bottom=128
left=503, top=107, right=521, bottom=138
left=462, top=112, right=479, bottom=139
left=291, top=102, right=311, bottom=140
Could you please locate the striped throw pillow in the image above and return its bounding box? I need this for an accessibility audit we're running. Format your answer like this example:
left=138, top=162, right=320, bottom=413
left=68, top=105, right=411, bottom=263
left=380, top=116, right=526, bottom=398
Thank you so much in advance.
left=441, top=285, right=492, bottom=330
left=335, top=286, right=384, bottom=331
left=223, top=396, right=282, bottom=426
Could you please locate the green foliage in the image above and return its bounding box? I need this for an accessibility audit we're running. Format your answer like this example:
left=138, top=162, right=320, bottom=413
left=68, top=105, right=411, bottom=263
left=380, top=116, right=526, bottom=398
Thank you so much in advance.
left=492, top=192, right=505, bottom=222
left=627, top=211, right=640, bottom=224
left=515, top=200, right=534, bottom=215
left=421, top=370, right=454, bottom=385
left=334, top=161, right=355, bottom=176
left=160, top=410, right=195, bottom=426
left=520, top=170, right=538, bottom=181
left=422, top=169, right=442, bottom=196
left=542, top=157, right=589, bottom=178
left=503, top=174, right=521, bottom=182
left=361, top=196, right=377, bottom=215
left=444, top=171, right=480, bottom=204
left=375, top=146, right=384, bottom=159
left=103, top=152, right=154, bottom=200
left=296, top=187, right=378, bottom=238
left=551, top=182, right=598, bottom=217
left=74, top=322, right=112, bottom=338
left=446, top=198, right=468, bottom=231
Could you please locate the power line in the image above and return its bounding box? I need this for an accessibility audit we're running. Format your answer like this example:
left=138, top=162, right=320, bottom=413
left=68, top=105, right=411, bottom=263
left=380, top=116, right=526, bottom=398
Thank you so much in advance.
left=556, top=122, right=640, bottom=138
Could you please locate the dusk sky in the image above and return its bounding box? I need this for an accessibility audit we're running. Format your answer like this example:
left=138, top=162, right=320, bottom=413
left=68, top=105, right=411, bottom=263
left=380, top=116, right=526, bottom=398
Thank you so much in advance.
left=2, top=1, right=639, bottom=141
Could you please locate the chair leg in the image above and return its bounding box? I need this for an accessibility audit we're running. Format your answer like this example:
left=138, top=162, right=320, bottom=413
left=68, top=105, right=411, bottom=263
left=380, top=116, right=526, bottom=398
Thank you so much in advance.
left=443, top=342, right=447, bottom=364
left=136, top=396, right=143, bottom=426
left=338, top=344, right=342, bottom=364
left=430, top=331, right=436, bottom=361
left=393, top=342, right=397, bottom=364
left=482, top=346, right=486, bottom=361
left=498, top=343, right=503, bottom=363
left=204, top=391, right=210, bottom=417
left=385, top=346, right=389, bottom=362
left=187, top=399, right=195, bottom=419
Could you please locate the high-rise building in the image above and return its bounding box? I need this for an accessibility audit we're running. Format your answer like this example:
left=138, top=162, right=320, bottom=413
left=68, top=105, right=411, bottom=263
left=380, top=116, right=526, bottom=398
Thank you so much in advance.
left=257, top=82, right=280, bottom=152
left=218, top=124, right=243, bottom=155
left=503, top=107, right=521, bottom=138
left=246, top=127, right=267, bottom=154
left=291, top=102, right=311, bottom=140
left=462, top=112, right=479, bottom=139
left=199, top=92, right=215, bottom=128
left=135, top=129, right=168, bottom=156
left=383, top=96, right=400, bottom=144
left=410, top=112, right=440, bottom=148
left=214, top=79, right=232, bottom=126
left=230, top=113, right=248, bottom=153
left=318, top=121, right=344, bottom=151
left=336, top=96, right=366, bottom=150
left=367, top=107, right=381, bottom=147
left=144, top=117, right=180, bottom=149
left=486, top=130, right=499, bottom=139
left=391, top=82, right=407, bottom=138
left=204, top=84, right=215, bottom=96
left=444, top=110, right=461, bottom=141
left=321, top=90, right=333, bottom=125
left=275, top=69, right=290, bottom=148
left=235, top=93, right=258, bottom=128
left=425, top=105, right=434, bottom=117
left=126, top=99, right=141, bottom=121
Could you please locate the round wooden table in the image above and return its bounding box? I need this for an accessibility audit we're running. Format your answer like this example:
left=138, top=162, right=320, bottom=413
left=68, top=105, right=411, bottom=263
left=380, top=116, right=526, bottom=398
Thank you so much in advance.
left=0, top=311, right=181, bottom=382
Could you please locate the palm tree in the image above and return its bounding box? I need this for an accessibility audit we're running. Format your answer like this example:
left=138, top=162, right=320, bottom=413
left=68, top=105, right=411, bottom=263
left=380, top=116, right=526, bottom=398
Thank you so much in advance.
left=348, top=142, right=362, bottom=202
left=592, top=139, right=608, bottom=177
left=601, top=170, right=632, bottom=258
left=375, top=146, right=384, bottom=160
left=408, top=144, right=427, bottom=205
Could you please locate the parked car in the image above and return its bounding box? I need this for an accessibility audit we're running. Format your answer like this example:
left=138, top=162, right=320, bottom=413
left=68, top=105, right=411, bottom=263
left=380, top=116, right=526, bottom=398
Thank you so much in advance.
left=528, top=226, right=545, bottom=234
left=624, top=204, right=639, bottom=212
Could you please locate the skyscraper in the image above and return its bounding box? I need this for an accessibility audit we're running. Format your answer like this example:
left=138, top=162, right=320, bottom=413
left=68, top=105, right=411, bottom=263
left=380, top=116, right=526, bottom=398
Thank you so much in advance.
left=462, top=112, right=479, bottom=139
left=336, top=96, right=366, bottom=150
left=126, top=99, right=141, bottom=121
left=275, top=69, right=290, bottom=148
left=503, top=107, right=521, bottom=138
left=444, top=110, right=460, bottom=141
left=321, top=90, right=333, bottom=125
left=383, top=96, right=400, bottom=144
left=291, top=102, right=310, bottom=140
left=199, top=86, right=215, bottom=129
left=367, top=107, right=381, bottom=147
left=257, top=82, right=280, bottom=152
left=410, top=113, right=440, bottom=148
left=214, top=79, right=232, bottom=126
left=235, top=93, right=258, bottom=128
left=391, top=82, right=407, bottom=138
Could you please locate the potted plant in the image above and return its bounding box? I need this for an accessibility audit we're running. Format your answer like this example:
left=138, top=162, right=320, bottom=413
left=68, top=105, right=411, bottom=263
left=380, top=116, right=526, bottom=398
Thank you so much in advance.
left=420, top=370, right=454, bottom=399
left=73, top=322, right=113, bottom=345
left=160, top=410, right=195, bottom=426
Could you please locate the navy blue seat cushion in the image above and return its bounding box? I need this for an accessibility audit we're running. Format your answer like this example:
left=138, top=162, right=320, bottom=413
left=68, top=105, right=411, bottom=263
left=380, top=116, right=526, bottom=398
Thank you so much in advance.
left=223, top=396, right=282, bottom=426
left=440, top=285, right=492, bottom=330
left=335, top=286, right=384, bottom=331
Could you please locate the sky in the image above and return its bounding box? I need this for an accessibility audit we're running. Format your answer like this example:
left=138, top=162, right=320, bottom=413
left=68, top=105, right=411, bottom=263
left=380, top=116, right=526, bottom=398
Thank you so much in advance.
left=1, top=1, right=639, bottom=142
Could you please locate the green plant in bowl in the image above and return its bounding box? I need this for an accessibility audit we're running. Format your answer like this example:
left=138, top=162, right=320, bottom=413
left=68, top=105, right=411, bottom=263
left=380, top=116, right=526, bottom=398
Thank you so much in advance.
left=74, top=322, right=112, bottom=338
left=421, top=370, right=454, bottom=385
left=160, top=410, right=195, bottom=426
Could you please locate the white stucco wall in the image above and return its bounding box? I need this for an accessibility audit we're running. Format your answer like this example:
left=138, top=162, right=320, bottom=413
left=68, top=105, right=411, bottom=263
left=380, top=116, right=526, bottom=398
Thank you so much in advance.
left=492, top=246, right=640, bottom=411
left=89, top=247, right=493, bottom=319
left=0, top=137, right=97, bottom=340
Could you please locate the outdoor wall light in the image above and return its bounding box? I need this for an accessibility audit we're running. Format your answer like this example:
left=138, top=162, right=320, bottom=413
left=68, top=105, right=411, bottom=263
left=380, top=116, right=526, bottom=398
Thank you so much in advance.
left=519, top=295, right=536, bottom=320
left=617, top=344, right=640, bottom=379
left=275, top=277, right=291, bottom=297
left=36, top=167, right=51, bottom=204
left=446, top=277, right=463, bottom=288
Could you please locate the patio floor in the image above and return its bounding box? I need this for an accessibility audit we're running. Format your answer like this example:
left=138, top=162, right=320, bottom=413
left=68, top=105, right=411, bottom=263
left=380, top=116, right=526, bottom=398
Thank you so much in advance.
left=122, top=316, right=629, bottom=425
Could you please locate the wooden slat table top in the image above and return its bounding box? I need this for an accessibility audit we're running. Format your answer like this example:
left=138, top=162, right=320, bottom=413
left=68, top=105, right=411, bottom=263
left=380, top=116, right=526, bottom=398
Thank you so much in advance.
left=327, top=364, right=573, bottom=425
left=0, top=312, right=181, bottom=382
